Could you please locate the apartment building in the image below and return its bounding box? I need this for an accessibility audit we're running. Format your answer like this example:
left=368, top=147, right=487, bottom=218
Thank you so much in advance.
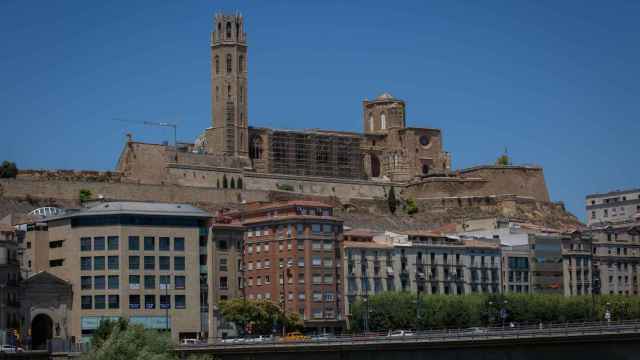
left=501, top=245, right=532, bottom=294
left=21, top=202, right=212, bottom=341
left=0, top=224, right=20, bottom=343
left=561, top=232, right=593, bottom=296
left=590, top=221, right=640, bottom=295
left=586, top=188, right=640, bottom=225
left=342, top=229, right=501, bottom=318
left=238, top=201, right=344, bottom=333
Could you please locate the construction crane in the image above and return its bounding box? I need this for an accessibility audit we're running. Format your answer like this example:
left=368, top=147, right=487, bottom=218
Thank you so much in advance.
left=114, top=118, right=179, bottom=161
left=113, top=118, right=178, bottom=146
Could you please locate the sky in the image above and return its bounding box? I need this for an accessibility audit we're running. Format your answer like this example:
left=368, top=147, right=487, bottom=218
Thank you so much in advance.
left=1, top=0, right=639, bottom=221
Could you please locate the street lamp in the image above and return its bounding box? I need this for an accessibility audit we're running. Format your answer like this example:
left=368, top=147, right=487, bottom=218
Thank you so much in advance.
left=362, top=297, right=369, bottom=333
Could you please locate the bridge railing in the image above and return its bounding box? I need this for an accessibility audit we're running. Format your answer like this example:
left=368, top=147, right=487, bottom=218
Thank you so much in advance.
left=185, top=319, right=640, bottom=349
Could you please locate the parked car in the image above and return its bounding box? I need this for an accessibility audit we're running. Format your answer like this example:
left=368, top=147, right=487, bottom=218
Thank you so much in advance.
left=387, top=330, right=414, bottom=337
left=283, top=332, right=310, bottom=341
left=0, top=345, right=22, bottom=353
left=181, top=338, right=200, bottom=345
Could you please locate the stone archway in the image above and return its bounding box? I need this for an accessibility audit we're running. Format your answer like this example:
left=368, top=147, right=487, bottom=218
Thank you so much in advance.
left=31, top=313, right=53, bottom=349
left=371, top=154, right=381, bottom=178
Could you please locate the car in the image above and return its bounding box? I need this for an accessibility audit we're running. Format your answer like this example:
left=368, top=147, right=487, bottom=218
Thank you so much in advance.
left=181, top=338, right=200, bottom=345
left=387, top=330, right=414, bottom=337
left=283, top=332, right=310, bottom=341
left=465, top=327, right=488, bottom=334
left=0, top=345, right=21, bottom=353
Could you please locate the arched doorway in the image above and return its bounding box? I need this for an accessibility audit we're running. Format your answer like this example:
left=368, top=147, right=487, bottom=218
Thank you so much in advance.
left=371, top=154, right=381, bottom=178
left=31, top=314, right=53, bottom=349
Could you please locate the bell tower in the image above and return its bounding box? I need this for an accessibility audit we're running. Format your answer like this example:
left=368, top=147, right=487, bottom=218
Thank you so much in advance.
left=208, top=12, right=248, bottom=157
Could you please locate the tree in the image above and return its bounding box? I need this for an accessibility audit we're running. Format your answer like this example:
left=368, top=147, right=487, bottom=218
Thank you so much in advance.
left=496, top=154, right=510, bottom=166
left=0, top=161, right=17, bottom=178
left=404, top=198, right=418, bottom=215
left=83, top=321, right=214, bottom=360
left=222, top=175, right=228, bottom=189
left=79, top=189, right=92, bottom=203
left=219, top=299, right=301, bottom=335
left=387, top=186, right=397, bottom=214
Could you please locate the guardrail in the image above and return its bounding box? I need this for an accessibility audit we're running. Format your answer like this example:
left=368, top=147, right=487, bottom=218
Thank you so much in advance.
left=179, top=320, right=640, bottom=350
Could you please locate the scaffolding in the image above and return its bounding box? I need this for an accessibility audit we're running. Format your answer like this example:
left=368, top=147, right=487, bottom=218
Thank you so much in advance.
left=268, top=130, right=365, bottom=179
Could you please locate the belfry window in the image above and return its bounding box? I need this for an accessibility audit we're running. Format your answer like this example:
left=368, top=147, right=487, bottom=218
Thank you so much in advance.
left=381, top=113, right=386, bottom=130
left=226, top=54, right=232, bottom=73
left=369, top=115, right=374, bottom=132
left=239, top=55, right=244, bottom=73
left=215, top=55, right=220, bottom=74
left=226, top=22, right=232, bottom=39
left=250, top=136, right=263, bottom=159
left=228, top=85, right=231, bottom=100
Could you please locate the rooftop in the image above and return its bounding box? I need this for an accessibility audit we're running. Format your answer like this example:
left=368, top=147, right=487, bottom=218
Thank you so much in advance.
left=44, top=201, right=211, bottom=221
left=586, top=188, right=640, bottom=199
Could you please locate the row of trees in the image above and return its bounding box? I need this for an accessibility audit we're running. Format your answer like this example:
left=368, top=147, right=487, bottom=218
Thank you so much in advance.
left=219, top=299, right=303, bottom=335
left=82, top=319, right=214, bottom=360
left=349, top=292, right=640, bottom=332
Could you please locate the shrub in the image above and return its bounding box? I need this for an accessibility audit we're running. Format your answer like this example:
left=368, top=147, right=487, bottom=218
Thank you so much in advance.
left=405, top=198, right=418, bottom=215
left=79, top=189, right=92, bottom=203
left=0, top=161, right=17, bottom=178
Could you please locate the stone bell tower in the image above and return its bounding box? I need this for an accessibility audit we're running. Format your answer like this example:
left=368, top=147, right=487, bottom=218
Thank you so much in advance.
left=206, top=12, right=248, bottom=157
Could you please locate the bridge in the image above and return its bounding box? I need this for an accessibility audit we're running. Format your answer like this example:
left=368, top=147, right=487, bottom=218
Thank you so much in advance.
left=178, top=320, right=640, bottom=360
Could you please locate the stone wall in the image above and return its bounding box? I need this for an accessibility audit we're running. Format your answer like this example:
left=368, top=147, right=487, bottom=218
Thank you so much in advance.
left=404, top=166, right=550, bottom=202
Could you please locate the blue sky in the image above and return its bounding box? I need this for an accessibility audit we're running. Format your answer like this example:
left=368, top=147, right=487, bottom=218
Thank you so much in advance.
left=1, top=1, right=638, bottom=221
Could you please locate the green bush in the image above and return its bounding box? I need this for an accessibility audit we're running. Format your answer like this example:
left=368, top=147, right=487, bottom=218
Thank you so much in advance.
left=404, top=198, right=418, bottom=215
left=0, top=161, right=18, bottom=178
left=79, top=189, right=92, bottom=202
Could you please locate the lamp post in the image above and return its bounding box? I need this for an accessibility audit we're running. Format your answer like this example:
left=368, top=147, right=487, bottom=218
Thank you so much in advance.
left=362, top=297, right=369, bottom=333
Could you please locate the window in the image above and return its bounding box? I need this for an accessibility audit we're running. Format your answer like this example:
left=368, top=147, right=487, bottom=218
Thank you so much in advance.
left=312, top=274, right=322, bottom=284
left=126, top=237, right=139, bottom=252
left=94, top=237, right=105, bottom=251
left=220, top=276, right=228, bottom=289
left=94, top=275, right=106, bottom=289
left=129, top=295, right=140, bottom=309
left=298, top=273, right=305, bottom=284
left=94, top=256, right=105, bottom=270
left=49, top=259, right=64, bottom=267
left=218, top=239, right=228, bottom=250
left=159, top=256, right=170, bottom=271
left=144, top=256, right=155, bottom=270
left=324, top=275, right=333, bottom=284
left=312, top=240, right=322, bottom=250
left=81, top=296, right=92, bottom=309
left=218, top=258, right=228, bottom=272
left=145, top=295, right=156, bottom=309
left=160, top=295, right=171, bottom=309
left=298, top=258, right=305, bottom=267
left=81, top=237, right=91, bottom=251
left=226, top=54, right=232, bottom=73
left=160, top=275, right=170, bottom=289
left=174, top=256, right=185, bottom=271
left=144, top=275, right=156, bottom=289
left=108, top=295, right=119, bottom=309
left=175, top=295, right=186, bottom=309
left=108, top=256, right=119, bottom=270
left=313, top=292, right=322, bottom=302
left=95, top=295, right=106, bottom=309
left=215, top=55, right=219, bottom=74
left=129, top=256, right=140, bottom=270
left=264, top=259, right=271, bottom=268
left=175, top=276, right=186, bottom=289
left=312, top=225, right=322, bottom=234
left=239, top=55, right=244, bottom=73
left=312, top=256, right=321, bottom=266
left=174, top=237, right=185, bottom=251
left=129, top=275, right=140, bottom=290
left=81, top=276, right=92, bottom=290
left=107, top=275, right=119, bottom=289
left=265, top=275, right=271, bottom=284
left=324, top=257, right=333, bottom=267
left=107, top=236, right=119, bottom=250
left=324, top=292, right=335, bottom=301
left=144, top=237, right=155, bottom=251
left=81, top=257, right=92, bottom=271
left=323, top=240, right=333, bottom=250
left=369, top=114, right=374, bottom=131
left=159, top=237, right=170, bottom=251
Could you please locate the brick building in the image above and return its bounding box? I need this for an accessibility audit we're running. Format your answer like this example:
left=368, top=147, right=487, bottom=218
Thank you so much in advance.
left=237, top=201, right=344, bottom=333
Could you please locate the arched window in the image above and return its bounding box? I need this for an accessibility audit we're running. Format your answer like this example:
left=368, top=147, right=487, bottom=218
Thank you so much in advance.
left=240, top=86, right=244, bottom=104
left=381, top=113, right=386, bottom=130
left=215, top=55, right=220, bottom=74
left=215, top=86, right=219, bottom=101
left=236, top=23, right=240, bottom=39
left=239, top=55, right=244, bottom=73
left=369, top=114, right=374, bottom=132
left=226, top=54, right=232, bottom=73
left=250, top=136, right=263, bottom=159
left=240, top=112, right=244, bottom=127
left=226, top=22, right=232, bottom=39
left=227, top=85, right=231, bottom=100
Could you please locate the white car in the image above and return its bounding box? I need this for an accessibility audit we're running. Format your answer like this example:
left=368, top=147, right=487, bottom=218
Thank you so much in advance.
left=0, top=345, right=22, bottom=353
left=387, top=330, right=414, bottom=337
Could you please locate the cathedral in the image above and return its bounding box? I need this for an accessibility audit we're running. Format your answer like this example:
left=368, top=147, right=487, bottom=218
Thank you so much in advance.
left=116, top=13, right=549, bottom=204
left=196, top=13, right=451, bottom=182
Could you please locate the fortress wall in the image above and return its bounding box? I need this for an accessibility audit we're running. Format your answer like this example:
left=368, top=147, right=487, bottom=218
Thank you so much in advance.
left=116, top=142, right=170, bottom=185
left=0, top=179, right=269, bottom=205
left=458, top=166, right=550, bottom=202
